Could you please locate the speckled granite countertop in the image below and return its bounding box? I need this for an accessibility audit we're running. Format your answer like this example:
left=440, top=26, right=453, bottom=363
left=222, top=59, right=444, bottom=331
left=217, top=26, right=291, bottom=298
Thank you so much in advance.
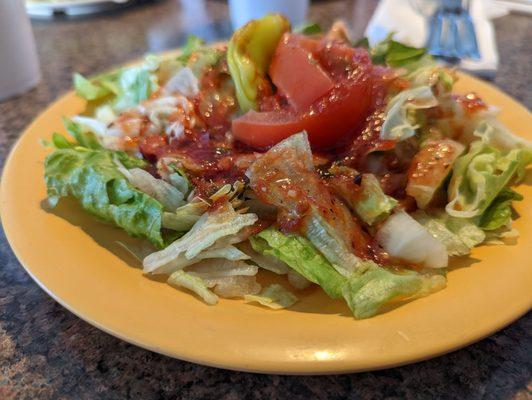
left=0, top=1, right=531, bottom=398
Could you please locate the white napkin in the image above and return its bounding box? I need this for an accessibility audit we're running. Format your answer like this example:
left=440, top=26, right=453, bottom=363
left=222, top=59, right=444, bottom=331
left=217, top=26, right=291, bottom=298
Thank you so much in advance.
left=365, top=0, right=503, bottom=78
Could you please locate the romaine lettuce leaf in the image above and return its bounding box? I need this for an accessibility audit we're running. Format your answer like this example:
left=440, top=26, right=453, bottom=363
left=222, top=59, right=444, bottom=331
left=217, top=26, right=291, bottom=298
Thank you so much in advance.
left=252, top=228, right=447, bottom=318
left=354, top=174, right=397, bottom=225
left=244, top=284, right=298, bottom=309
left=380, top=86, right=438, bottom=141
left=413, top=210, right=485, bottom=256
left=251, top=228, right=345, bottom=299
left=478, top=188, right=523, bottom=231
left=44, top=144, right=165, bottom=247
left=342, top=261, right=446, bottom=319
left=446, top=141, right=532, bottom=218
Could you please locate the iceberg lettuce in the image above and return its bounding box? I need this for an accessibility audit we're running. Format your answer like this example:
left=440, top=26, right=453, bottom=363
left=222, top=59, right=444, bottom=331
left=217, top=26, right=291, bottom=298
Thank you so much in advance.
left=244, top=284, right=298, bottom=310
left=413, top=210, right=485, bottom=256
left=143, top=202, right=257, bottom=273
left=122, top=167, right=185, bottom=212
left=446, top=141, right=532, bottom=218
left=246, top=132, right=361, bottom=275
left=380, top=86, right=438, bottom=141
left=73, top=56, right=159, bottom=113
left=167, top=270, right=219, bottom=305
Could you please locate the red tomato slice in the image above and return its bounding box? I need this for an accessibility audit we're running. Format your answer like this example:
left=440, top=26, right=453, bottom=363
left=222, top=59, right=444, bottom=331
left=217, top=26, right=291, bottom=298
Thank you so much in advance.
left=233, top=79, right=372, bottom=149
left=232, top=36, right=374, bottom=150
left=269, top=33, right=334, bottom=112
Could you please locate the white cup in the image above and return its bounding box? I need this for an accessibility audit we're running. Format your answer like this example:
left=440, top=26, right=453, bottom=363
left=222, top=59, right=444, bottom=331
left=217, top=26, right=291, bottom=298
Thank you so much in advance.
left=0, top=0, right=41, bottom=101
left=229, top=0, right=310, bottom=30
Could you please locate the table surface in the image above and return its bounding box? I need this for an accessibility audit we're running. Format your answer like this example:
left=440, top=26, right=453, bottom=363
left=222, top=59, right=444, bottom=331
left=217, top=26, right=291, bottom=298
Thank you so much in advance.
left=0, top=0, right=531, bottom=399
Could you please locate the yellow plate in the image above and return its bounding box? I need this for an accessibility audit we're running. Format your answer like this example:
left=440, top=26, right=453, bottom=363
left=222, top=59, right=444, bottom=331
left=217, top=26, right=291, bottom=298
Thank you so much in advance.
left=1, top=70, right=531, bottom=374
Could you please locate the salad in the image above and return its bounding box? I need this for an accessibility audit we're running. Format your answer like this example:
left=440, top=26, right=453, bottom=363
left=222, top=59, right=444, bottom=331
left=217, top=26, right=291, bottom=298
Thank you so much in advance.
left=44, top=16, right=532, bottom=319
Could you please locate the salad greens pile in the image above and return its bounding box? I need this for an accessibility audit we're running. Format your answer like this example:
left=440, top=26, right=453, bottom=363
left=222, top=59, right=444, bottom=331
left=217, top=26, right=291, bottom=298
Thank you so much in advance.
left=43, top=15, right=531, bottom=319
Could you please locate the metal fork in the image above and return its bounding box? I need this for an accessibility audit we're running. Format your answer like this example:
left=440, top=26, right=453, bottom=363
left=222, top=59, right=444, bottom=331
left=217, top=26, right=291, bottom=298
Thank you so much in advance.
left=426, top=0, right=481, bottom=63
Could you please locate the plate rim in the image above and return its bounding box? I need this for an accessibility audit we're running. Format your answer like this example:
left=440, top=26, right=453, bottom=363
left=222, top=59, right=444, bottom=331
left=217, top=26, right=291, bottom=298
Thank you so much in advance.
left=1, top=64, right=531, bottom=374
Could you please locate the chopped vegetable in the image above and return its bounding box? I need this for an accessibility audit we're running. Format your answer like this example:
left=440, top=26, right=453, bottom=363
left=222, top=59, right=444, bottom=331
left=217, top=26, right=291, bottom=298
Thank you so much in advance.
left=407, top=139, right=465, bottom=209
left=376, top=211, right=448, bottom=269
left=44, top=142, right=164, bottom=247
left=380, top=86, right=438, bottom=141
left=354, top=174, right=397, bottom=225
left=168, top=270, right=219, bottom=305
left=227, top=14, right=290, bottom=111
left=244, top=284, right=298, bottom=309
left=478, top=188, right=523, bottom=231
left=446, top=141, right=532, bottom=218
left=413, top=210, right=485, bottom=256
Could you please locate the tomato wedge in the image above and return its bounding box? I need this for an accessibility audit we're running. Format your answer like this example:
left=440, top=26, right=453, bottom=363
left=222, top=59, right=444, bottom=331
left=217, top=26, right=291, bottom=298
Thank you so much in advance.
left=269, top=33, right=334, bottom=112
left=232, top=35, right=374, bottom=150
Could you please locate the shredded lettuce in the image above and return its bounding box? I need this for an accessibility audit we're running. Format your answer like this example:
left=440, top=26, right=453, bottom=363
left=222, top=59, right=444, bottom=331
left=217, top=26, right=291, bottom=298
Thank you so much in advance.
left=167, top=270, right=219, bottom=305
left=143, top=202, right=257, bottom=273
left=44, top=142, right=165, bottom=248
left=380, top=86, right=438, bottom=141
left=187, top=258, right=257, bottom=280
left=244, top=284, right=298, bottom=309
left=413, top=210, right=485, bottom=256
left=354, top=174, right=397, bottom=225
left=122, top=167, right=185, bottom=212
left=446, top=140, right=532, bottom=218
